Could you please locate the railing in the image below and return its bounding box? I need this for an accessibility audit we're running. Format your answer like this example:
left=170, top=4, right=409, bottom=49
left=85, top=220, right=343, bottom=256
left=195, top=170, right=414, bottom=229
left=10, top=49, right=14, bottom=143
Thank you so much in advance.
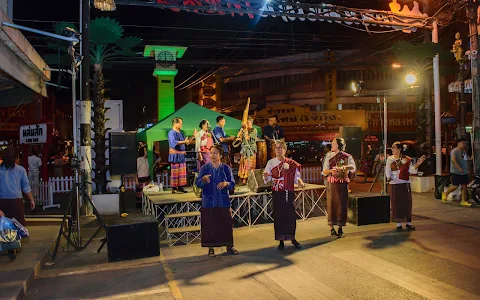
left=301, top=167, right=323, bottom=184
left=123, top=172, right=171, bottom=191
left=123, top=167, right=322, bottom=191
left=30, top=179, right=61, bottom=210
left=49, top=176, right=74, bottom=193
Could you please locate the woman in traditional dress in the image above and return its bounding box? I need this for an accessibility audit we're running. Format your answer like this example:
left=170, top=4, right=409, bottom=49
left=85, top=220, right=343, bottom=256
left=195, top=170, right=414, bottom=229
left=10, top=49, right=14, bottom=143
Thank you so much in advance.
left=195, top=119, right=214, bottom=171
left=264, top=140, right=306, bottom=250
left=196, top=145, right=238, bottom=258
left=385, top=141, right=426, bottom=231
left=322, top=138, right=356, bottom=238
left=238, top=117, right=258, bottom=185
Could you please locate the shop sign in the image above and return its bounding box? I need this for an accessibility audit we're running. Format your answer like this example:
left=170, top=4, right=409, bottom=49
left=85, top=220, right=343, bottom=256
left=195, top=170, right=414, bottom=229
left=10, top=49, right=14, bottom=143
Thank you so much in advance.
left=255, top=104, right=367, bottom=130
left=364, top=135, right=379, bottom=142
left=368, top=112, right=416, bottom=132
left=20, top=123, right=47, bottom=144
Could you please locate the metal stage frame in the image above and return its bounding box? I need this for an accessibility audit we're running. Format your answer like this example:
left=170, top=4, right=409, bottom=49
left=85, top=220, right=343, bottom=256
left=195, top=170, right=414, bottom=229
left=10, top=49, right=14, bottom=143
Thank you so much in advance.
left=142, top=184, right=326, bottom=238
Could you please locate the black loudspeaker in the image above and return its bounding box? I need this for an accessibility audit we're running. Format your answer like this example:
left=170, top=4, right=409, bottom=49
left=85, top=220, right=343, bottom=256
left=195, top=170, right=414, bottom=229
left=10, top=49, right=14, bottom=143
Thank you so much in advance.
left=110, top=132, right=138, bottom=175
left=347, top=192, right=390, bottom=226
left=106, top=215, right=160, bottom=262
left=339, top=126, right=362, bottom=161
left=247, top=168, right=272, bottom=193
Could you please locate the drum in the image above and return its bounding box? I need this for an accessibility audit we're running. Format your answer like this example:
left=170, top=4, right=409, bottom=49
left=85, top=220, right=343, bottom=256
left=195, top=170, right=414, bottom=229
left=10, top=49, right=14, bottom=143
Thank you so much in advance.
left=256, top=139, right=267, bottom=168
left=268, top=140, right=276, bottom=159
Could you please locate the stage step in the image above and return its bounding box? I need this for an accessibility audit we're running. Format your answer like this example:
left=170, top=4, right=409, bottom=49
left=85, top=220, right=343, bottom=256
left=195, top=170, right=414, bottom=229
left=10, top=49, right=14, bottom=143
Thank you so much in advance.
left=25, top=215, right=71, bottom=227
left=165, top=211, right=201, bottom=219
left=166, top=225, right=201, bottom=234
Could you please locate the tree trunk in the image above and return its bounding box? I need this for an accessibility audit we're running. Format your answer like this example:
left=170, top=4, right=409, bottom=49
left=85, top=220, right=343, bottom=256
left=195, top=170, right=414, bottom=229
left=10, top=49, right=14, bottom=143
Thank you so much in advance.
left=92, top=63, right=109, bottom=193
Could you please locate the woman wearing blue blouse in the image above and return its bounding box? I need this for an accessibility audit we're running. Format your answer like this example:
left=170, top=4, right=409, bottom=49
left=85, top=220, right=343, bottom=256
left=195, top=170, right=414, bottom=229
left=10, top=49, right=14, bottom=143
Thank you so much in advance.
left=196, top=145, right=238, bottom=258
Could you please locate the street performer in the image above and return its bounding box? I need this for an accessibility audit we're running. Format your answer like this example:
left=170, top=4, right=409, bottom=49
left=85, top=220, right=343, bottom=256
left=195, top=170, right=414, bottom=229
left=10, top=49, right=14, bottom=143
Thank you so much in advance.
left=213, top=116, right=236, bottom=165
left=168, top=117, right=196, bottom=194
left=195, top=119, right=214, bottom=170
left=263, top=140, right=306, bottom=250
left=238, top=117, right=258, bottom=185
left=322, top=138, right=356, bottom=238
left=385, top=141, right=426, bottom=231
left=263, top=115, right=285, bottom=159
left=195, top=145, right=238, bottom=258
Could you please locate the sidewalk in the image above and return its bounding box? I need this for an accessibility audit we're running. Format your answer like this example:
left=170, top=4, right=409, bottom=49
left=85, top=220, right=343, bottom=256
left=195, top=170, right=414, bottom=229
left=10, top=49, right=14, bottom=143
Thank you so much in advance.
left=0, top=226, right=58, bottom=300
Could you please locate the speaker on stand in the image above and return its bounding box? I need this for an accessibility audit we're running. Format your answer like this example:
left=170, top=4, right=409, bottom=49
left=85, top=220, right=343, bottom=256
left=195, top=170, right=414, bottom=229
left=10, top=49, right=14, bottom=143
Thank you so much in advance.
left=109, top=132, right=138, bottom=213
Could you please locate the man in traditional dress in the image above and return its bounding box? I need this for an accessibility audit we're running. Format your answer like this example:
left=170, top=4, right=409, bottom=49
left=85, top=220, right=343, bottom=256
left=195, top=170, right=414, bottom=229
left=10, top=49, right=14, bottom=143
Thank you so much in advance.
left=213, top=116, right=236, bottom=165
left=263, top=115, right=285, bottom=160
left=168, top=117, right=195, bottom=194
left=386, top=142, right=426, bottom=231
left=196, top=145, right=238, bottom=257
left=264, top=140, right=305, bottom=250
left=322, top=138, right=356, bottom=238
left=238, top=117, right=258, bottom=185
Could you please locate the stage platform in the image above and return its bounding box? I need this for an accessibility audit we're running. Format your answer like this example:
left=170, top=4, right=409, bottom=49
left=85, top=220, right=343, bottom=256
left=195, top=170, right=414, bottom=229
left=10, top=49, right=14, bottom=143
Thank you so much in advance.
left=143, top=184, right=327, bottom=239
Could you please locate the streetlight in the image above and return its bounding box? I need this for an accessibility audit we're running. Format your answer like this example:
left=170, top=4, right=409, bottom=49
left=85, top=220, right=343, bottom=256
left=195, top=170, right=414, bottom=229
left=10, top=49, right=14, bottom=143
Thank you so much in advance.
left=405, top=73, right=417, bottom=85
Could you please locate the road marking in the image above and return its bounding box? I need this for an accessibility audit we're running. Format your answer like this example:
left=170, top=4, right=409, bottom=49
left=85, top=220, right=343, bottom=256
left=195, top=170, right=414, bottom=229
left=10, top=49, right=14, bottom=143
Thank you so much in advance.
left=255, top=264, right=349, bottom=300
left=332, top=250, right=480, bottom=300
left=90, top=287, right=171, bottom=299
left=160, top=250, right=183, bottom=299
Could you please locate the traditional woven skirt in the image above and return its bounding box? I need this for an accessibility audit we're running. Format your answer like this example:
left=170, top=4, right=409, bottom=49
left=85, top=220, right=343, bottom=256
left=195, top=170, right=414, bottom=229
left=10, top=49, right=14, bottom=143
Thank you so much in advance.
left=0, top=198, right=26, bottom=225
left=390, top=183, right=412, bottom=222
left=135, top=177, right=149, bottom=204
left=171, top=163, right=187, bottom=187
left=198, top=151, right=211, bottom=171
left=272, top=191, right=296, bottom=241
left=327, top=182, right=348, bottom=226
left=201, top=207, right=233, bottom=247
left=238, top=155, right=256, bottom=179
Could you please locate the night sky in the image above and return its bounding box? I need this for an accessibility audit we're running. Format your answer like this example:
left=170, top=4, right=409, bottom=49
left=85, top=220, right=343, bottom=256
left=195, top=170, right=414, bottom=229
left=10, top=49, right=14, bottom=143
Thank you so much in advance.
left=12, top=0, right=464, bottom=130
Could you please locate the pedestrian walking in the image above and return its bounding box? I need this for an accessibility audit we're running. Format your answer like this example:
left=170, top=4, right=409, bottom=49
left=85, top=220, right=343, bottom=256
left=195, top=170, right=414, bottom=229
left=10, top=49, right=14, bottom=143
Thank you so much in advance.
left=442, top=138, right=472, bottom=206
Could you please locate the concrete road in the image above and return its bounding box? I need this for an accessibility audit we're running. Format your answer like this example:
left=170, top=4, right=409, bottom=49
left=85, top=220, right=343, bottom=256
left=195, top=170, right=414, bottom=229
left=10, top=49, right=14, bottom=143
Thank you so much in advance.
left=25, top=190, right=480, bottom=300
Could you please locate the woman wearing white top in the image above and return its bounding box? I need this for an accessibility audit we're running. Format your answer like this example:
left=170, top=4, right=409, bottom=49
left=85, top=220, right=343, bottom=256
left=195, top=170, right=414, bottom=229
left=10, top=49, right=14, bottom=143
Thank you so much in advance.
left=385, top=141, right=426, bottom=231
left=195, top=120, right=214, bottom=171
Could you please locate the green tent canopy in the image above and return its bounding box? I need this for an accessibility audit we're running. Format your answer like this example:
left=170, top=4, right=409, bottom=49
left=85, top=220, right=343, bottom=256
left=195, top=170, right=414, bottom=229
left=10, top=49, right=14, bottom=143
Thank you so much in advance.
left=137, top=102, right=262, bottom=177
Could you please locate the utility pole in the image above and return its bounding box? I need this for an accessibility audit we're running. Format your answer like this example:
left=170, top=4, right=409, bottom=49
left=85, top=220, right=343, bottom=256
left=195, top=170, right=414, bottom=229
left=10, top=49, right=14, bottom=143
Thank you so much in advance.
left=467, top=2, right=480, bottom=177
left=81, top=0, right=93, bottom=215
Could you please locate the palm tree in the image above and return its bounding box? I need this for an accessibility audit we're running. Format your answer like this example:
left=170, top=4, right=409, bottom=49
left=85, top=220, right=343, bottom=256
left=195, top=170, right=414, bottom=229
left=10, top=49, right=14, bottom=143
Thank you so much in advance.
left=46, top=18, right=141, bottom=193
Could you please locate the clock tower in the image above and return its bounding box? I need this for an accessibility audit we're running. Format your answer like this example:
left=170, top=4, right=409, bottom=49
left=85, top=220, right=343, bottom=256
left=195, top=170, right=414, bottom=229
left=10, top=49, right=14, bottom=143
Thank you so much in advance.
left=143, top=45, right=187, bottom=121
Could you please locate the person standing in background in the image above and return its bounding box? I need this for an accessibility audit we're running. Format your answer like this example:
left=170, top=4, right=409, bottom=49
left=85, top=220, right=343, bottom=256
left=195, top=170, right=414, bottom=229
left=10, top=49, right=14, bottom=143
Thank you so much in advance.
left=53, top=152, right=64, bottom=177
left=263, top=115, right=285, bottom=160
left=237, top=117, right=258, bottom=185
left=28, top=148, right=42, bottom=184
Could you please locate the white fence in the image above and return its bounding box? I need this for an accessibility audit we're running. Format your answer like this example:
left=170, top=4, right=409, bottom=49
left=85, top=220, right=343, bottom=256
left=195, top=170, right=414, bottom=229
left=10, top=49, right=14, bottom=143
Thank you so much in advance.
left=30, top=177, right=70, bottom=210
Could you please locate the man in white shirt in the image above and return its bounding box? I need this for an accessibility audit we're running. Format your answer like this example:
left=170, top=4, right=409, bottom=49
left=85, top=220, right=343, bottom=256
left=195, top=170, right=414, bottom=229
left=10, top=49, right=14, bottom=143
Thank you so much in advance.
left=28, top=148, right=42, bottom=184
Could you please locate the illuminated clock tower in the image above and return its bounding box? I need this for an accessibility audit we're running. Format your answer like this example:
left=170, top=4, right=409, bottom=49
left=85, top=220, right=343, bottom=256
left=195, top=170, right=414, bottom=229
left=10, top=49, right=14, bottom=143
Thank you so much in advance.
left=143, top=45, right=187, bottom=121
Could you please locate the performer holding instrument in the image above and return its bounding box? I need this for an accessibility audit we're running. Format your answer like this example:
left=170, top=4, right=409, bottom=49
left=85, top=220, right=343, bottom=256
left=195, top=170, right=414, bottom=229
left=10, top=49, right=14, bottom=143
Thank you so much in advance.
left=263, top=115, right=285, bottom=160
left=232, top=98, right=258, bottom=185
left=168, top=117, right=196, bottom=194
left=213, top=116, right=236, bottom=165
left=263, top=140, right=305, bottom=250
left=386, top=141, right=426, bottom=231
left=322, top=138, right=356, bottom=238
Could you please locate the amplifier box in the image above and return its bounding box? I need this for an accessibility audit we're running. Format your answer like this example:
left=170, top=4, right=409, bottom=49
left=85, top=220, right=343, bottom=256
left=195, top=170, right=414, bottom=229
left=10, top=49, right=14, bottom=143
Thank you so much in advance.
left=106, top=215, right=159, bottom=262
left=347, top=192, right=390, bottom=226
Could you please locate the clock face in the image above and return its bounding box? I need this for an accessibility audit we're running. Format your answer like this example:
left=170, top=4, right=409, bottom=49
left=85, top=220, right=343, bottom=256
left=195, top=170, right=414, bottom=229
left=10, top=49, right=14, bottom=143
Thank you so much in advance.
left=157, top=51, right=175, bottom=67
